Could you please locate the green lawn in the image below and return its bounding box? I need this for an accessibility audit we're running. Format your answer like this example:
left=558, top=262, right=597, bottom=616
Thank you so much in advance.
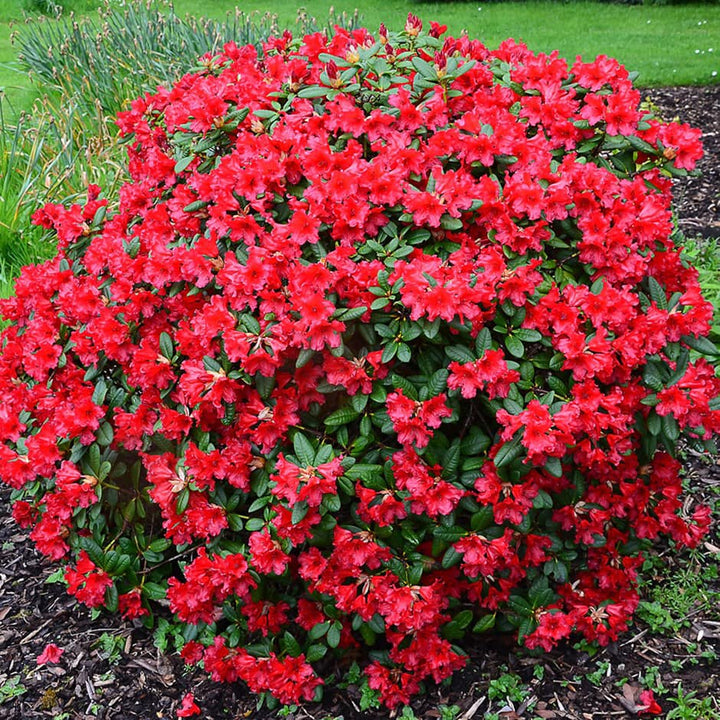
left=0, top=0, right=718, bottom=112
left=168, top=0, right=720, bottom=90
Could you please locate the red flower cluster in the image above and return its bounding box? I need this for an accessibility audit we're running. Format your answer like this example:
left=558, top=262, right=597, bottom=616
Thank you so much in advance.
left=1, top=16, right=716, bottom=710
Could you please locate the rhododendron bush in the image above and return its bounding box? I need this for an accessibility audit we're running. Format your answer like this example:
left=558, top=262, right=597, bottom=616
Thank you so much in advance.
left=2, top=16, right=719, bottom=710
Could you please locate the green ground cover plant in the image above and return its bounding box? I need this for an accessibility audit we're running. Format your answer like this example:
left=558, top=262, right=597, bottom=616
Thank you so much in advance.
left=0, top=15, right=718, bottom=715
left=682, top=234, right=720, bottom=338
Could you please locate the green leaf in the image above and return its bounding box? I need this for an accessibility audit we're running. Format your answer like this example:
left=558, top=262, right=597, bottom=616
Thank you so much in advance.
left=427, top=369, right=449, bottom=396
left=298, top=85, right=330, bottom=98
left=324, top=407, right=360, bottom=427
left=508, top=595, right=533, bottom=615
left=96, top=422, right=114, bottom=447
left=411, top=55, right=437, bottom=79
left=367, top=614, right=385, bottom=634
left=148, top=538, right=171, bottom=553
left=87, top=443, right=101, bottom=475
left=440, top=215, right=463, bottom=231
left=628, top=134, right=658, bottom=154
left=79, top=536, right=104, bottom=567
left=306, top=644, right=328, bottom=662
left=643, top=361, right=665, bottom=391
left=681, top=333, right=719, bottom=356
left=104, top=583, right=118, bottom=613
left=423, top=317, right=441, bottom=339
left=322, top=494, right=342, bottom=513
left=309, top=621, right=330, bottom=641
left=661, top=413, right=680, bottom=442
left=505, top=334, right=525, bottom=358
left=333, top=306, right=368, bottom=322
left=315, top=444, right=334, bottom=465
left=182, top=199, right=210, bottom=213
left=666, top=348, right=690, bottom=387
left=473, top=613, right=496, bottom=633
left=296, top=348, right=315, bottom=368
left=292, top=432, right=316, bottom=467
left=441, top=546, right=462, bottom=569
left=281, top=631, right=302, bottom=657
left=358, top=624, right=376, bottom=646
left=518, top=616, right=538, bottom=640
left=142, top=582, right=166, bottom=601
left=159, top=332, right=174, bottom=360
left=92, top=378, right=108, bottom=406
left=390, top=373, right=418, bottom=400
left=544, top=457, right=563, bottom=478
left=381, top=342, right=398, bottom=363
left=453, top=609, right=474, bottom=630
left=461, top=427, right=491, bottom=456
left=475, top=327, right=493, bottom=356
left=370, top=384, right=387, bottom=403
left=513, top=328, right=542, bottom=343
left=351, top=393, right=369, bottom=413
left=174, top=156, right=193, bottom=173
left=326, top=623, right=341, bottom=648
left=445, top=345, right=475, bottom=364
left=255, top=373, right=275, bottom=400
left=442, top=439, right=462, bottom=479
left=647, top=276, right=667, bottom=310
left=433, top=525, right=466, bottom=543
left=548, top=353, right=565, bottom=370
left=533, top=490, right=553, bottom=510
left=292, top=500, right=309, bottom=524
left=176, top=487, right=190, bottom=514
left=647, top=412, right=662, bottom=436
left=396, top=342, right=412, bottom=363
left=470, top=506, right=493, bottom=532
left=493, top=432, right=524, bottom=469
left=203, top=355, right=222, bottom=373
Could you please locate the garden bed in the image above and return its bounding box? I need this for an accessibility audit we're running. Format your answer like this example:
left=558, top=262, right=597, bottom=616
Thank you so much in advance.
left=0, top=84, right=718, bottom=720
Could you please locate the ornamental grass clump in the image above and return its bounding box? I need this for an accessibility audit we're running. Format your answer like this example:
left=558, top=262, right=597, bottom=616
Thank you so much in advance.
left=1, top=17, right=718, bottom=710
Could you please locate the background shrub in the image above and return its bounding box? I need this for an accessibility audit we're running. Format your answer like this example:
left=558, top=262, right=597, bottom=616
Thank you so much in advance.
left=14, top=0, right=361, bottom=116
left=1, top=16, right=718, bottom=711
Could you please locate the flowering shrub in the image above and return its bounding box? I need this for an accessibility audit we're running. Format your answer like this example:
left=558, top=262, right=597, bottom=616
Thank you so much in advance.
left=1, top=16, right=718, bottom=710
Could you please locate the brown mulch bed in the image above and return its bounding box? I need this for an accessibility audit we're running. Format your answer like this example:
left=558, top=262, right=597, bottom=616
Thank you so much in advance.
left=1, top=85, right=719, bottom=720
left=648, top=84, right=720, bottom=240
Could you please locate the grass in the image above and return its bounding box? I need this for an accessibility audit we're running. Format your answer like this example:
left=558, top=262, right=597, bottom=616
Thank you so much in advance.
left=171, top=0, right=720, bottom=86
left=0, top=0, right=719, bottom=112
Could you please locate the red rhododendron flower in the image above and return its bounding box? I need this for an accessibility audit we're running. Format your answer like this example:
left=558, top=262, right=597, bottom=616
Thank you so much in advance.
left=37, top=643, right=64, bottom=665
left=176, top=692, right=201, bottom=718
left=64, top=551, right=113, bottom=608
left=638, top=689, right=662, bottom=716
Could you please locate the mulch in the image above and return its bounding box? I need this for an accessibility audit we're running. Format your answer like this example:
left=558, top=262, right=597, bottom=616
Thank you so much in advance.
left=648, top=84, right=720, bottom=239
left=0, top=85, right=719, bottom=720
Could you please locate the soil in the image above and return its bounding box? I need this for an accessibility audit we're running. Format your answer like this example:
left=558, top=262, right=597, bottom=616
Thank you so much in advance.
left=1, top=85, right=719, bottom=720
left=648, top=84, right=720, bottom=240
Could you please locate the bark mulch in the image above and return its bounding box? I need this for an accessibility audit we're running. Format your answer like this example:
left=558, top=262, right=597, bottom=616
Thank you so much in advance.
left=0, top=85, right=719, bottom=720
